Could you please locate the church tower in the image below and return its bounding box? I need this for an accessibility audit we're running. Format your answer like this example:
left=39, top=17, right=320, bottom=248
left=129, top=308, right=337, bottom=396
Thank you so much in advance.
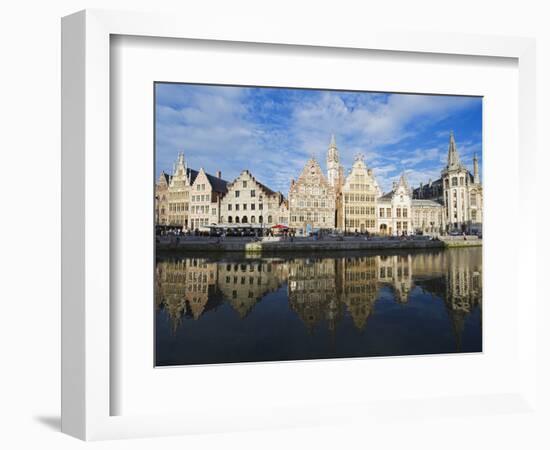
left=441, top=131, right=471, bottom=232
left=473, top=153, right=480, bottom=184
left=446, top=130, right=460, bottom=169
left=327, top=134, right=341, bottom=188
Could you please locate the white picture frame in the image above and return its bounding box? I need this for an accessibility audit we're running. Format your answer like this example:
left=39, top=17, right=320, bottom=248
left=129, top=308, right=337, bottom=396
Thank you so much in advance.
left=61, top=9, right=538, bottom=441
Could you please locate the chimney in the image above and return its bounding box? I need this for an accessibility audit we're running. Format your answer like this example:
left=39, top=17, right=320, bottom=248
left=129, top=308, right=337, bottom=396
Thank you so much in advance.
left=216, top=170, right=221, bottom=179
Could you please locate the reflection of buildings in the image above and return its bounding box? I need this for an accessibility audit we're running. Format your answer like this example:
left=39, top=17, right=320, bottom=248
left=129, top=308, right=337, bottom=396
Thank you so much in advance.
left=377, top=254, right=413, bottom=303
left=288, top=258, right=341, bottom=333
left=155, top=248, right=482, bottom=347
left=412, top=248, right=482, bottom=349
left=155, top=258, right=219, bottom=332
left=217, top=259, right=288, bottom=318
left=338, top=256, right=378, bottom=330
left=443, top=249, right=482, bottom=349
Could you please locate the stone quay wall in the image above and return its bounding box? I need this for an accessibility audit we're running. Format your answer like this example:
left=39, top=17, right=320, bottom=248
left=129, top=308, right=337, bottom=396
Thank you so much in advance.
left=439, top=236, right=482, bottom=248
left=155, top=236, right=478, bottom=253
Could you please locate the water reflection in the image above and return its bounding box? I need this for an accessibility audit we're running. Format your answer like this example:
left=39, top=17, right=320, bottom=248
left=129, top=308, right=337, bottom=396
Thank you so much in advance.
left=155, top=248, right=482, bottom=365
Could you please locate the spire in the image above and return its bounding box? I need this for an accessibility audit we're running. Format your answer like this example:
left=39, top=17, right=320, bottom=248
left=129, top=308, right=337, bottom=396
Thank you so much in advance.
left=329, top=133, right=336, bottom=148
left=447, top=130, right=461, bottom=168
left=397, top=172, right=411, bottom=193
left=473, top=153, right=480, bottom=184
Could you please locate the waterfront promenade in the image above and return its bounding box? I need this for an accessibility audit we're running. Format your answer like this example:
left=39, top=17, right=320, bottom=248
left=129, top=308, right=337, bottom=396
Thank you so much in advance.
left=156, top=235, right=481, bottom=253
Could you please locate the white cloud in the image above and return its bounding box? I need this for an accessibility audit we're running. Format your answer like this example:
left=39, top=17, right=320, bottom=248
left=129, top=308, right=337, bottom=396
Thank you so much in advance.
left=155, top=84, right=481, bottom=196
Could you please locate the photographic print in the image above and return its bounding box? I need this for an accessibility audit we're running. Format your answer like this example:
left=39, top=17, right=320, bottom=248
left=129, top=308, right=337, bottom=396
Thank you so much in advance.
left=154, top=83, right=483, bottom=366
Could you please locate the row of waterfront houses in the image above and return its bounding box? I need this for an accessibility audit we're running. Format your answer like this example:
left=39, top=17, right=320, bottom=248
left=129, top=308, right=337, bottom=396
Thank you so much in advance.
left=155, top=131, right=483, bottom=235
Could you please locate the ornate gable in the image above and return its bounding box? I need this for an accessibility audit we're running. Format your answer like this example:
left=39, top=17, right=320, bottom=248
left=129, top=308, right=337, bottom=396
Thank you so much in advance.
left=293, top=159, right=332, bottom=193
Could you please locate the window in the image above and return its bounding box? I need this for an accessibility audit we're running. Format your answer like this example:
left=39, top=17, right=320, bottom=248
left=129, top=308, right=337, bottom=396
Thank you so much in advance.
left=243, top=204, right=247, bottom=210
left=396, top=208, right=401, bottom=218
left=235, top=190, right=240, bottom=198
left=251, top=189, right=255, bottom=197
left=243, top=181, right=247, bottom=188
left=460, top=177, right=464, bottom=186
left=228, top=204, right=232, bottom=211
left=251, top=216, right=256, bottom=223
left=235, top=204, right=240, bottom=211
left=251, top=204, right=255, bottom=210
left=452, top=177, right=458, bottom=186
left=403, top=208, right=407, bottom=218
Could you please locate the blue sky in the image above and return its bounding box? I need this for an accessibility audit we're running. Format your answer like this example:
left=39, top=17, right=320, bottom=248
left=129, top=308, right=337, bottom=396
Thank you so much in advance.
left=155, top=83, right=482, bottom=194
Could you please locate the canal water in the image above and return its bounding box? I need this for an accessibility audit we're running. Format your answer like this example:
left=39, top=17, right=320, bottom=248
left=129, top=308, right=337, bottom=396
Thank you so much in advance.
left=155, top=247, right=482, bottom=366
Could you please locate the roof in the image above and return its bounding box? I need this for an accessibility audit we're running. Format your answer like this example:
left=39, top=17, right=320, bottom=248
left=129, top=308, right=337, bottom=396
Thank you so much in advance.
left=255, top=179, right=277, bottom=197
left=204, top=171, right=229, bottom=193
left=186, top=168, right=199, bottom=185
left=411, top=199, right=444, bottom=207
left=227, top=170, right=280, bottom=199
left=378, top=192, right=394, bottom=202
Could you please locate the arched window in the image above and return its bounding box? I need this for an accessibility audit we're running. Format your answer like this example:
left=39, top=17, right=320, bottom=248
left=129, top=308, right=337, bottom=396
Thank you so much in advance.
left=227, top=216, right=232, bottom=223
left=258, top=215, right=263, bottom=223
left=268, top=215, right=272, bottom=223
left=242, top=216, right=248, bottom=223
left=235, top=216, right=240, bottom=223
left=251, top=216, right=256, bottom=223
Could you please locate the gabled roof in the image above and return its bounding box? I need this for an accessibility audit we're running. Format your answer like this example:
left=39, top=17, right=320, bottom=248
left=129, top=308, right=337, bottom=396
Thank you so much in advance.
left=186, top=168, right=199, bottom=185
left=293, top=158, right=332, bottom=191
left=188, top=168, right=229, bottom=193
left=205, top=172, right=229, bottom=194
